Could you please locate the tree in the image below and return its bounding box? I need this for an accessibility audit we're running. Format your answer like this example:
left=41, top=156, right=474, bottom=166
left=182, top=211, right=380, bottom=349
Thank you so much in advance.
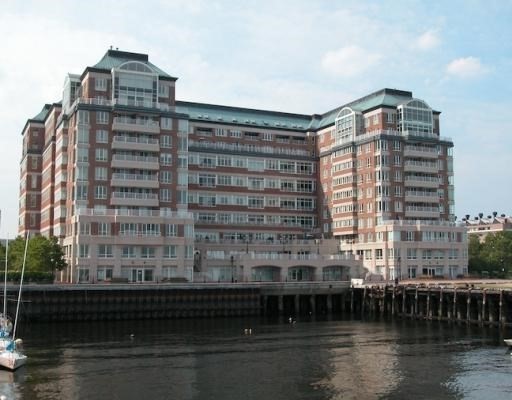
left=468, top=234, right=488, bottom=275
left=482, top=232, right=512, bottom=277
left=6, top=235, right=67, bottom=273
left=468, top=232, right=512, bottom=278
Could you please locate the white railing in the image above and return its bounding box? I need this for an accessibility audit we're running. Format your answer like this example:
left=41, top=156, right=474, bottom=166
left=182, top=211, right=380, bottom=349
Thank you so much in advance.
left=405, top=191, right=439, bottom=198
left=405, top=206, right=440, bottom=212
left=111, top=173, right=158, bottom=182
left=404, top=175, right=439, bottom=183
left=112, top=154, right=159, bottom=163
left=113, top=136, right=159, bottom=145
left=189, top=140, right=312, bottom=158
left=111, top=192, right=158, bottom=200
left=113, top=117, right=160, bottom=129
left=404, top=161, right=438, bottom=168
left=76, top=208, right=193, bottom=219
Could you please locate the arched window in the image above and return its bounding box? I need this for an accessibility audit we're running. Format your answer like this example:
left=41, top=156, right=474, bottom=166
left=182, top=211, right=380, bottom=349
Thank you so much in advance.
left=334, top=107, right=362, bottom=146
left=112, top=62, right=158, bottom=107
left=397, top=99, right=433, bottom=136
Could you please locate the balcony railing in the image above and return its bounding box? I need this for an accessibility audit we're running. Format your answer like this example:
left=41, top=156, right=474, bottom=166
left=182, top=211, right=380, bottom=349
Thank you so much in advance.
left=111, top=192, right=158, bottom=200
left=76, top=208, right=193, bottom=219
left=112, top=154, right=159, bottom=163
left=189, top=140, right=312, bottom=158
left=111, top=173, right=158, bottom=182
left=113, top=117, right=160, bottom=129
left=113, top=136, right=159, bottom=145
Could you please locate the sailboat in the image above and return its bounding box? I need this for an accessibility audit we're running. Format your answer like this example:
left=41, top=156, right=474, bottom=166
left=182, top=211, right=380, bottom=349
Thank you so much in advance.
left=0, top=232, right=29, bottom=370
left=0, top=235, right=14, bottom=349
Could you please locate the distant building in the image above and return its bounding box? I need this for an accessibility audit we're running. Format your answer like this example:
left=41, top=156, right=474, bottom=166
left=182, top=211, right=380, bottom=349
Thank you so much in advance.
left=463, top=214, right=512, bottom=241
left=18, top=49, right=467, bottom=283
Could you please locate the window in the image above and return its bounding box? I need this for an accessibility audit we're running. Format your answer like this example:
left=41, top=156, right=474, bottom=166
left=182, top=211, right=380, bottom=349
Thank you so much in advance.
left=79, top=222, right=91, bottom=235
left=79, top=244, right=89, bottom=258
left=160, top=153, right=172, bottom=166
left=96, top=130, right=108, bottom=143
left=158, top=84, right=169, bottom=97
left=161, top=118, right=172, bottom=129
left=160, top=170, right=172, bottom=184
left=160, top=188, right=171, bottom=202
left=141, top=247, right=155, bottom=258
left=96, top=111, right=109, bottom=124
left=95, top=148, right=108, bottom=162
left=95, top=77, right=107, bottom=91
left=77, top=127, right=89, bottom=144
left=98, top=244, right=113, bottom=258
left=78, top=110, right=90, bottom=125
left=122, top=246, right=136, bottom=258
left=77, top=147, right=88, bottom=162
left=76, top=184, right=88, bottom=201
left=166, top=224, right=177, bottom=236
left=160, top=135, right=172, bottom=148
left=98, top=222, right=110, bottom=236
left=94, top=185, right=107, bottom=200
left=217, top=175, right=231, bottom=186
left=199, top=174, right=216, bottom=187
left=163, top=245, right=177, bottom=258
left=95, top=167, right=108, bottom=181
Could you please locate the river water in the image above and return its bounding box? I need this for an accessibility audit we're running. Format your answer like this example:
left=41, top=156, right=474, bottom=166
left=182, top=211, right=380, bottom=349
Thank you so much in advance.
left=1, top=317, right=512, bottom=400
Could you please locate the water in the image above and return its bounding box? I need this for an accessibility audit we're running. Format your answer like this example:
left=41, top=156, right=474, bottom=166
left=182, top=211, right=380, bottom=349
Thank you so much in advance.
left=1, top=317, right=512, bottom=400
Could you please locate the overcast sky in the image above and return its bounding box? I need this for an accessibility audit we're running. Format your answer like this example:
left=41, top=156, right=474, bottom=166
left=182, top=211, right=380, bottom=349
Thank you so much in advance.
left=1, top=0, right=511, bottom=237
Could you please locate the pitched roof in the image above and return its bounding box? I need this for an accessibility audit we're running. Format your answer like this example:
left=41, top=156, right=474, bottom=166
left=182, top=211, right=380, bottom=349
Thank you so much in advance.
left=88, top=49, right=177, bottom=81
left=30, top=104, right=52, bottom=121
left=313, top=89, right=414, bottom=129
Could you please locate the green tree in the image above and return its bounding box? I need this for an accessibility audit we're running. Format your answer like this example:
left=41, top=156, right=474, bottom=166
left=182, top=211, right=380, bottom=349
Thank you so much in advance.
left=6, top=235, right=67, bottom=273
left=482, top=232, right=512, bottom=278
left=468, top=234, right=488, bottom=275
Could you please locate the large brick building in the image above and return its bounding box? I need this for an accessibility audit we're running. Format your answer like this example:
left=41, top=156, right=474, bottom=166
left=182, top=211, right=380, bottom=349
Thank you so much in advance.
left=18, top=49, right=467, bottom=283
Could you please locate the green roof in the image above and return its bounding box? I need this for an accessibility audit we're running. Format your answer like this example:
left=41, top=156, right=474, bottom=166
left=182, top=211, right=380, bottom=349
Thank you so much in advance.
left=179, top=89, right=416, bottom=132
left=177, top=101, right=313, bottom=131
left=314, top=89, right=413, bottom=129
left=30, top=104, right=52, bottom=121
left=90, top=50, right=177, bottom=80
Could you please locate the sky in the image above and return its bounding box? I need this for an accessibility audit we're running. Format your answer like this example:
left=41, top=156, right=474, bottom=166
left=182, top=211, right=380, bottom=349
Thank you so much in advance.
left=0, top=0, right=511, bottom=237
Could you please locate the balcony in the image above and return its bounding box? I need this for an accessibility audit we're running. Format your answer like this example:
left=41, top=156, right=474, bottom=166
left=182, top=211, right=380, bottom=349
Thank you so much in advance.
left=111, top=173, right=159, bottom=189
left=405, top=206, right=440, bottom=219
left=404, top=176, right=440, bottom=188
left=404, top=161, right=439, bottom=173
left=404, top=193, right=440, bottom=203
left=110, top=192, right=159, bottom=207
left=112, top=136, right=159, bottom=152
left=112, top=117, right=160, bottom=134
left=403, top=146, right=439, bottom=159
left=111, top=154, right=159, bottom=170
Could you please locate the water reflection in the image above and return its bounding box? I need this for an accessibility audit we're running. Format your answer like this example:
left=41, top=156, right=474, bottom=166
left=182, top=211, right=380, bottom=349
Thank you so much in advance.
left=0, top=369, right=25, bottom=400
left=9, top=317, right=512, bottom=400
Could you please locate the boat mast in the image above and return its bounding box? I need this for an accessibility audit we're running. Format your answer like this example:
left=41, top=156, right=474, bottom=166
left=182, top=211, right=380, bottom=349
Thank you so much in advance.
left=3, top=234, right=8, bottom=317
left=12, top=231, right=29, bottom=340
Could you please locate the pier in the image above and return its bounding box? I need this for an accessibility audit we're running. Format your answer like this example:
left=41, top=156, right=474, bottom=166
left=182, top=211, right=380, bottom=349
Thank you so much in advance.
left=4, top=281, right=512, bottom=325
left=355, top=283, right=512, bottom=327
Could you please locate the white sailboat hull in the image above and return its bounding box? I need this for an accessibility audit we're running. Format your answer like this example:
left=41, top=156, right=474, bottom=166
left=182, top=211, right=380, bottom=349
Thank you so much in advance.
left=504, top=339, right=512, bottom=347
left=0, top=350, right=27, bottom=371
